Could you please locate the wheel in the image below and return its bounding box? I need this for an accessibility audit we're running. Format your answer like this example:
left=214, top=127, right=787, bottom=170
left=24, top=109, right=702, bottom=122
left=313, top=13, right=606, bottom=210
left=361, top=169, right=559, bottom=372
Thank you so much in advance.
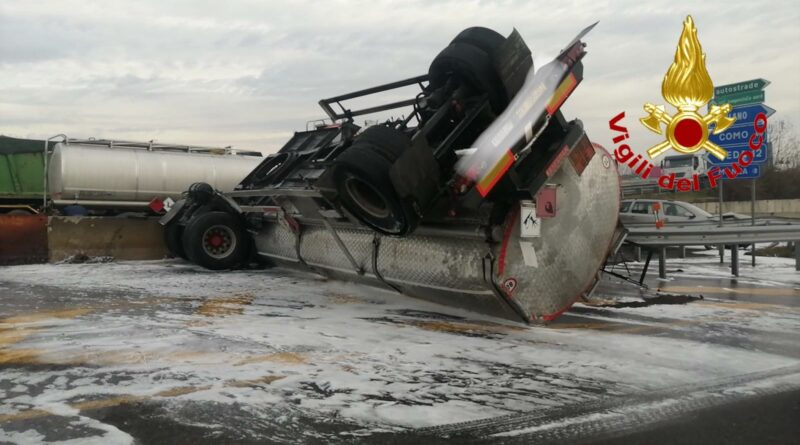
left=182, top=211, right=248, bottom=270
left=164, top=223, right=188, bottom=260
left=451, top=27, right=506, bottom=55
left=428, top=42, right=508, bottom=113
left=333, top=145, right=419, bottom=236
left=354, top=125, right=410, bottom=162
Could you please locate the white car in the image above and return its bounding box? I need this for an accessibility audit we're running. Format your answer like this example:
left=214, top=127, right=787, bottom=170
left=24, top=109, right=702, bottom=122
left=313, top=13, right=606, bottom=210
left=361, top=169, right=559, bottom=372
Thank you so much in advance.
left=619, top=199, right=745, bottom=225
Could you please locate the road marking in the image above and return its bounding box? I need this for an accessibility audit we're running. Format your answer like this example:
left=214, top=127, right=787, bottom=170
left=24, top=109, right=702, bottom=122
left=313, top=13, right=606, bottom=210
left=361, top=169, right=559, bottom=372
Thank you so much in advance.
left=659, top=285, right=800, bottom=297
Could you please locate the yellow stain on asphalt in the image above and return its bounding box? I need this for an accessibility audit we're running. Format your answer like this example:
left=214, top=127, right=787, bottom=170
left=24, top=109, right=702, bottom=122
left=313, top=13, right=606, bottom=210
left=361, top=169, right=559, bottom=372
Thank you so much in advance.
left=659, top=285, right=800, bottom=297
left=327, top=293, right=363, bottom=304
left=0, top=409, right=51, bottom=423
left=70, top=395, right=147, bottom=412
left=226, top=375, right=286, bottom=388
left=0, top=327, right=38, bottom=346
left=0, top=348, right=44, bottom=365
left=0, top=379, right=275, bottom=424
left=0, top=385, right=212, bottom=424
left=196, top=293, right=254, bottom=317
left=235, top=351, right=308, bottom=366
left=608, top=318, right=699, bottom=334
left=405, top=319, right=525, bottom=336
left=548, top=322, right=617, bottom=330
left=1, top=308, right=91, bottom=325
left=0, top=308, right=92, bottom=365
left=154, top=385, right=212, bottom=397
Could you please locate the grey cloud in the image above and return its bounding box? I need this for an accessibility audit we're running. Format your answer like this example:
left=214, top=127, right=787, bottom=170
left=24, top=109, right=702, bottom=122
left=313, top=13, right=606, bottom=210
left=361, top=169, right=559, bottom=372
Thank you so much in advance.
left=1, top=0, right=798, bottom=153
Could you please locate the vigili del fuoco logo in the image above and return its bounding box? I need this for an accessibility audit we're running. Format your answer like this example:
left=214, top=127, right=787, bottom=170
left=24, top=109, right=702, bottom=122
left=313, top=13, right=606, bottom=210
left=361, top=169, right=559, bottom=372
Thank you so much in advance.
left=608, top=15, right=769, bottom=192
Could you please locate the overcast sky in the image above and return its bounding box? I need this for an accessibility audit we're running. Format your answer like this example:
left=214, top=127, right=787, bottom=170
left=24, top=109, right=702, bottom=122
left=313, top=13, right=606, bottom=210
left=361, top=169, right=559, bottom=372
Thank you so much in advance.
left=1, top=0, right=798, bottom=154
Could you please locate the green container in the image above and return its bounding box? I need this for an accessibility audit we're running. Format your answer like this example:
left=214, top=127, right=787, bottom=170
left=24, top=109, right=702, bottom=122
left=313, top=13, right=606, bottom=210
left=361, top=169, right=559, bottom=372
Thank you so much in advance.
left=0, top=136, right=46, bottom=199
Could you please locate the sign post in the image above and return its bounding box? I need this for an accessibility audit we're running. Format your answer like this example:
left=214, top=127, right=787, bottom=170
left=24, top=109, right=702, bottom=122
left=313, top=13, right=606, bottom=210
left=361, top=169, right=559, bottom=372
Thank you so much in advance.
left=711, top=78, right=772, bottom=268
left=751, top=179, right=756, bottom=266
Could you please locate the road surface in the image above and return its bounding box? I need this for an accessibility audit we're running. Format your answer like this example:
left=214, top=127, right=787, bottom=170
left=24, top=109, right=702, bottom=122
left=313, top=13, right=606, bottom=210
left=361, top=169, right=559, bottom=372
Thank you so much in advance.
left=1, top=252, right=798, bottom=444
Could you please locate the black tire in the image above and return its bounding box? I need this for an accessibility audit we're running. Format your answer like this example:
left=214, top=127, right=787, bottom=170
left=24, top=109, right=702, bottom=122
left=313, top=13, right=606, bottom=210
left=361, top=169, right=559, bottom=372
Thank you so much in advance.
left=182, top=211, right=248, bottom=270
left=333, top=146, right=418, bottom=236
left=164, top=223, right=188, bottom=260
left=451, top=27, right=506, bottom=56
left=354, top=125, right=411, bottom=162
left=428, top=42, right=508, bottom=112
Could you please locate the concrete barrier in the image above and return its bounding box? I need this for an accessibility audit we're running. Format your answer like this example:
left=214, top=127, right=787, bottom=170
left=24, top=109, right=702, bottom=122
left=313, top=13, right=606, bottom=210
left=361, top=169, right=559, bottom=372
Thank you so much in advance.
left=48, top=216, right=168, bottom=262
left=693, top=199, right=800, bottom=218
left=0, top=214, right=48, bottom=265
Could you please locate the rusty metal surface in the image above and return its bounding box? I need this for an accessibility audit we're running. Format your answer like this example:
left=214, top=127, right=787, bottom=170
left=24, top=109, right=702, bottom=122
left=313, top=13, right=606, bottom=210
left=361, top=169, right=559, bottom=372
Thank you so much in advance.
left=0, top=214, right=48, bottom=265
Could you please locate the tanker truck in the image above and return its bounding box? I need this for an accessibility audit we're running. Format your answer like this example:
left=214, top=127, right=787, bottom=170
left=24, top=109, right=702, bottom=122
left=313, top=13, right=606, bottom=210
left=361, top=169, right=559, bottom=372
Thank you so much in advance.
left=0, top=135, right=262, bottom=215
left=161, top=24, right=622, bottom=323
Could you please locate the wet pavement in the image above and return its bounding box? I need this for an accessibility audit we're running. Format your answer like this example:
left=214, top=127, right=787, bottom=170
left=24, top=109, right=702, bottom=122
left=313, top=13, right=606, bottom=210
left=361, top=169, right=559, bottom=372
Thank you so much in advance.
left=0, top=254, right=798, bottom=444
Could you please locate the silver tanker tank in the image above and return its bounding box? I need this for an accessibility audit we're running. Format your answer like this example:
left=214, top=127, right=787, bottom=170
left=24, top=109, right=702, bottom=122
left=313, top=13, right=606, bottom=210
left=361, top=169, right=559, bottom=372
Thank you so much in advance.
left=47, top=139, right=263, bottom=209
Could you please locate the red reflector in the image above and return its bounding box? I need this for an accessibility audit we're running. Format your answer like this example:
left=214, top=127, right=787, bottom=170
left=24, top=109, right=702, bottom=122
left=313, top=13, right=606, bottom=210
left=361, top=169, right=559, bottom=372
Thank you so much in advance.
left=149, top=197, right=165, bottom=213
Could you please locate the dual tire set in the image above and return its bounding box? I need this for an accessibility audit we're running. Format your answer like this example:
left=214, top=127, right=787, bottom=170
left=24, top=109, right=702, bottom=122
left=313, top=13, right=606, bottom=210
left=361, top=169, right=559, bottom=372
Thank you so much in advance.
left=164, top=211, right=248, bottom=270
left=333, top=27, right=511, bottom=237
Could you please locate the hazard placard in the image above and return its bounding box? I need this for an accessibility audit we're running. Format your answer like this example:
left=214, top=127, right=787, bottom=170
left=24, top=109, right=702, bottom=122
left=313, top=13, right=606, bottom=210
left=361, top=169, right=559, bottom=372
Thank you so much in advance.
left=520, top=201, right=541, bottom=238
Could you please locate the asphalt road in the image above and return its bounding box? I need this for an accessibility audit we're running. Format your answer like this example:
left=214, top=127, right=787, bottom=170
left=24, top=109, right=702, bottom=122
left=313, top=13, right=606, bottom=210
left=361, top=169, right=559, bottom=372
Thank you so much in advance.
left=1, top=254, right=798, bottom=444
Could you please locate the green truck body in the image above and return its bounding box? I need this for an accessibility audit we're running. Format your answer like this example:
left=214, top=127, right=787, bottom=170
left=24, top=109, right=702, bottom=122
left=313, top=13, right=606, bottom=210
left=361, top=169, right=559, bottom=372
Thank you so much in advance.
left=0, top=136, right=47, bottom=208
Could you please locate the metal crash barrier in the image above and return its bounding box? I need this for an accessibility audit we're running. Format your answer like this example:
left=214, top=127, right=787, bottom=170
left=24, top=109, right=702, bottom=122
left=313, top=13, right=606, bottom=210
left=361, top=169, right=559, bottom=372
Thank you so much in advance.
left=626, top=221, right=800, bottom=279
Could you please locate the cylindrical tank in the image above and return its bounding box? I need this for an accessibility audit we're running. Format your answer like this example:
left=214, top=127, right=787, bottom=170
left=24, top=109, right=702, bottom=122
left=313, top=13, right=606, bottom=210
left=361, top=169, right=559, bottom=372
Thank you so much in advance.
left=48, top=142, right=263, bottom=208
left=253, top=143, right=620, bottom=323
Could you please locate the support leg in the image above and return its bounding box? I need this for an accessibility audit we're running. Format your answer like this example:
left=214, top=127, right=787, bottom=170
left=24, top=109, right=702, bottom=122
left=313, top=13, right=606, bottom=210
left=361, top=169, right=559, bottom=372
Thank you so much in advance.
left=639, top=248, right=653, bottom=285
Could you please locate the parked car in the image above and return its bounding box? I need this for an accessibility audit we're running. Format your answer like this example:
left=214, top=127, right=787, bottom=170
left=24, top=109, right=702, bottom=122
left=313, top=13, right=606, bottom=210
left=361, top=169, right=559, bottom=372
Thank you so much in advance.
left=619, top=199, right=746, bottom=225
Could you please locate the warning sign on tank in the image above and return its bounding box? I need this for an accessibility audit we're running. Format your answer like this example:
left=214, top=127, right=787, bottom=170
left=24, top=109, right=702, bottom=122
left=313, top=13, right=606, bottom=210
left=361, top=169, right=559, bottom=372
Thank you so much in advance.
left=520, top=201, right=541, bottom=238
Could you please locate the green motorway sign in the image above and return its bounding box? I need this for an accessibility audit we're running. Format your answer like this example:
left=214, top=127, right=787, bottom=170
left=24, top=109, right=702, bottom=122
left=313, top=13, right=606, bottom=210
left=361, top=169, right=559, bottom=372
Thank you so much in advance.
left=714, top=78, right=770, bottom=98
left=710, top=90, right=765, bottom=106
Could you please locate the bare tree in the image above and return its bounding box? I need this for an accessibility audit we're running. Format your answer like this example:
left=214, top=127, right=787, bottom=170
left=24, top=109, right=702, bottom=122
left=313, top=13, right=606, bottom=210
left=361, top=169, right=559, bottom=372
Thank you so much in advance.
left=768, top=119, right=800, bottom=169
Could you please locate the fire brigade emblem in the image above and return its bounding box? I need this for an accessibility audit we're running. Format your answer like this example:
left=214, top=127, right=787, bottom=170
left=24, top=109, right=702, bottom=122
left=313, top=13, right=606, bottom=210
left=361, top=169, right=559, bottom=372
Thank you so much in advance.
left=640, top=16, right=735, bottom=160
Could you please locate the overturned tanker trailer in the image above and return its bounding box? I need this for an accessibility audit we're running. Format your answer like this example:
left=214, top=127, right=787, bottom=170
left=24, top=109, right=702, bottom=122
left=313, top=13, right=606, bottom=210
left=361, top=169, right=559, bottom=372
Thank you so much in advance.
left=162, top=24, right=622, bottom=323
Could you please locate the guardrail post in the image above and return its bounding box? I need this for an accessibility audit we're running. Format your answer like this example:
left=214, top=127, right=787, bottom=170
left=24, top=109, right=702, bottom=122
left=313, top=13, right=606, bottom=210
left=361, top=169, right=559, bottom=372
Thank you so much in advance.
left=658, top=248, right=666, bottom=279
left=795, top=241, right=799, bottom=272
left=751, top=243, right=756, bottom=267
left=634, top=245, right=641, bottom=262
left=718, top=244, right=724, bottom=263
left=731, top=244, right=739, bottom=277
left=679, top=246, right=685, bottom=258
